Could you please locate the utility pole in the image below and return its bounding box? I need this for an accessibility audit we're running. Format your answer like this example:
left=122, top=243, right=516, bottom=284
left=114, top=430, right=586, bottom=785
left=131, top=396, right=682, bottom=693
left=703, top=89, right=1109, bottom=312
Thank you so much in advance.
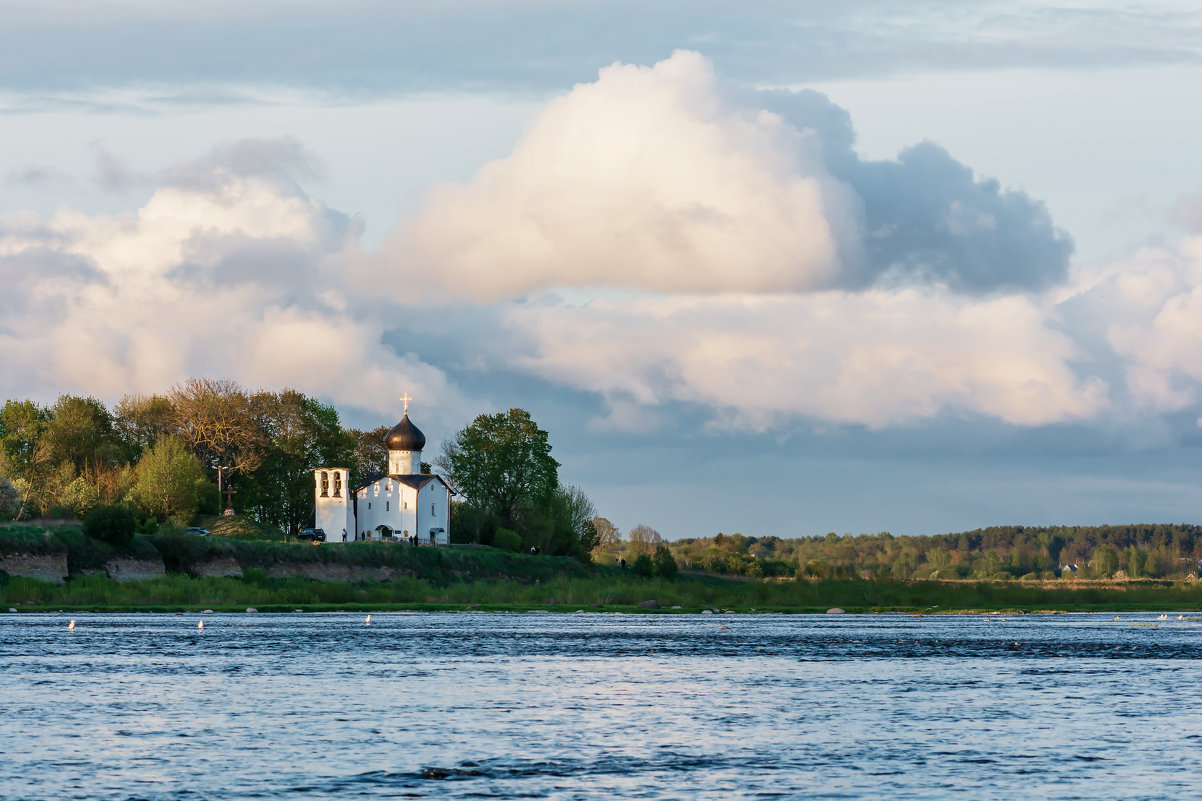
left=217, top=465, right=235, bottom=516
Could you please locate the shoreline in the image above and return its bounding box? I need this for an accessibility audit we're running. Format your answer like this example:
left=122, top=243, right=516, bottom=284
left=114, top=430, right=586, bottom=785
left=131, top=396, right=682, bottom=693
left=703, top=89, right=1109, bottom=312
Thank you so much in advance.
left=7, top=603, right=1202, bottom=615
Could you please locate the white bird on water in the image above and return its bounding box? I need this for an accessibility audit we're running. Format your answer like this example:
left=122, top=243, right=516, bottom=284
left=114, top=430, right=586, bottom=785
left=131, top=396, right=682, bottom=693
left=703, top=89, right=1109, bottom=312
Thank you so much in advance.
left=198, top=620, right=204, bottom=631
left=67, top=620, right=75, bottom=631
left=365, top=615, right=372, bottom=625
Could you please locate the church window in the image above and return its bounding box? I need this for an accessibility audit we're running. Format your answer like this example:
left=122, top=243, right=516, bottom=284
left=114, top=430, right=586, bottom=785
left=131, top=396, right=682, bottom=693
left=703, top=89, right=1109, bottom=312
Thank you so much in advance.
left=368, top=502, right=371, bottom=510
left=333, top=472, right=342, bottom=497
left=431, top=503, right=436, bottom=516
left=320, top=471, right=329, bottom=497
left=386, top=502, right=389, bottom=511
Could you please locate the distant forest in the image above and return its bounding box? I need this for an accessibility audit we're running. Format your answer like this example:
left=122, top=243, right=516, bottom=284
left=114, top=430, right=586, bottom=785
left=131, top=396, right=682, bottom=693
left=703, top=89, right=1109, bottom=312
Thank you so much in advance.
left=641, top=525, right=1202, bottom=582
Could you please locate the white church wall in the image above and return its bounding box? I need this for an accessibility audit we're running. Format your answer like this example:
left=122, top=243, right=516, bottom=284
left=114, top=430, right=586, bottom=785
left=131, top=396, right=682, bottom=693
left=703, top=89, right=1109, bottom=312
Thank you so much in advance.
left=394, top=486, right=417, bottom=541
left=357, top=485, right=378, bottom=541
left=416, top=479, right=450, bottom=545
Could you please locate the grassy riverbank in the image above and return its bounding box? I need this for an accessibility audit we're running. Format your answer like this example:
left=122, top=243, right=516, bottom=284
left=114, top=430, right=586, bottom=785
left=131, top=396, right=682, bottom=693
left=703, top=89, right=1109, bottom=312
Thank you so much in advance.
left=6, top=523, right=1202, bottom=613
left=7, top=570, right=1202, bottom=614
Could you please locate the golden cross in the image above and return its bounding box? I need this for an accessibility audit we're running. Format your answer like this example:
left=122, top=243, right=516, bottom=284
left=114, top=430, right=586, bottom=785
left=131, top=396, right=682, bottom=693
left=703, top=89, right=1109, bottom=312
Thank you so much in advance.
left=399, top=392, right=412, bottom=413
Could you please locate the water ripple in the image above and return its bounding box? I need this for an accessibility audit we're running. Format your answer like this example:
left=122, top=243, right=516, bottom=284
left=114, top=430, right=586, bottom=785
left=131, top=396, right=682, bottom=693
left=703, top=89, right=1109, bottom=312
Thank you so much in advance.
left=3, top=613, right=1202, bottom=799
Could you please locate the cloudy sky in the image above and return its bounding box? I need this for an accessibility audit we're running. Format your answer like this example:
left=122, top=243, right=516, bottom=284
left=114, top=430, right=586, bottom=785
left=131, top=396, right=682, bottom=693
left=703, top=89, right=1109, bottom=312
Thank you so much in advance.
left=3, top=1, right=1202, bottom=539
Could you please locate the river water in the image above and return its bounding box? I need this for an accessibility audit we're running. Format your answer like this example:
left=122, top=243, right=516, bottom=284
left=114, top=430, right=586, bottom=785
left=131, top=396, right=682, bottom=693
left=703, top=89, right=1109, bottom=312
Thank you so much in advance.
left=2, top=612, right=1201, bottom=800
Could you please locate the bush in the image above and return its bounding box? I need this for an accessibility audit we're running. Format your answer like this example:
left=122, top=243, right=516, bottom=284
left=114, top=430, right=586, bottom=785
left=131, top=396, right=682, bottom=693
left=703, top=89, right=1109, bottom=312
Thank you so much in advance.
left=196, top=481, right=221, bottom=516
left=653, top=543, right=678, bottom=578
left=632, top=553, right=654, bottom=577
left=493, top=528, right=522, bottom=552
left=82, top=505, right=136, bottom=546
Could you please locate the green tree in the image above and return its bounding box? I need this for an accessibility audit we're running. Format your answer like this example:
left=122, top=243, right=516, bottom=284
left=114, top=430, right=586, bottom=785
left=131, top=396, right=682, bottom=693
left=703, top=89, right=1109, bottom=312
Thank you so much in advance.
left=1125, top=545, right=1145, bottom=579
left=113, top=394, right=175, bottom=460
left=54, top=471, right=102, bottom=519
left=928, top=547, right=952, bottom=569
left=518, top=484, right=597, bottom=560
left=558, top=483, right=598, bottom=555
left=239, top=390, right=353, bottom=533
left=42, top=395, right=122, bottom=475
left=1091, top=545, right=1120, bottom=579
left=0, top=399, right=52, bottom=518
left=439, top=408, right=559, bottom=529
left=653, top=542, right=678, bottom=578
left=129, top=436, right=207, bottom=524
left=348, top=425, right=390, bottom=486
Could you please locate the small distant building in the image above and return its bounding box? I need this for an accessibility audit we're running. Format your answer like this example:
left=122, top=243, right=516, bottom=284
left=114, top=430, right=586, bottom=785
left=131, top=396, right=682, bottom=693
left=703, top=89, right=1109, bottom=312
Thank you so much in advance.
left=314, top=398, right=452, bottom=545
left=1059, top=563, right=1078, bottom=574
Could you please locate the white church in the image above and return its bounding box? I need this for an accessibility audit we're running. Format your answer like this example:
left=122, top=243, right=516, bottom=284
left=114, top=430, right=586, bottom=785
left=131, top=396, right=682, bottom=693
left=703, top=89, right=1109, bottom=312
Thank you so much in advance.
left=314, top=398, right=452, bottom=545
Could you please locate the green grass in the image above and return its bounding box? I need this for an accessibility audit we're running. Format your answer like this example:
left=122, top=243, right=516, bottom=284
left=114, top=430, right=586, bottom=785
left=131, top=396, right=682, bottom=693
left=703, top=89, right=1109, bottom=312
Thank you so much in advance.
left=0, top=524, right=68, bottom=555
left=193, top=514, right=289, bottom=541
left=8, top=522, right=1202, bottom=613
left=7, top=568, right=1202, bottom=613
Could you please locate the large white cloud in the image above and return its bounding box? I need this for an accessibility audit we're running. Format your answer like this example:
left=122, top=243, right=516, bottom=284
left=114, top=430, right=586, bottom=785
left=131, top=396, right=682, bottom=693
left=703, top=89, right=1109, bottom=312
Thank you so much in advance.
left=378, top=51, right=1072, bottom=302
left=381, top=50, right=864, bottom=301
left=499, top=290, right=1108, bottom=430
left=1089, top=236, right=1202, bottom=413
left=0, top=143, right=469, bottom=424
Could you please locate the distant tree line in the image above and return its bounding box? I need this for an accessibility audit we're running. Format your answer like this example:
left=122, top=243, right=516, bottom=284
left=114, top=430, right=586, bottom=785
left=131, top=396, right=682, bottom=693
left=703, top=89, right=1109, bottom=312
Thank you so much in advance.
left=632, top=525, right=1202, bottom=582
left=0, top=379, right=414, bottom=532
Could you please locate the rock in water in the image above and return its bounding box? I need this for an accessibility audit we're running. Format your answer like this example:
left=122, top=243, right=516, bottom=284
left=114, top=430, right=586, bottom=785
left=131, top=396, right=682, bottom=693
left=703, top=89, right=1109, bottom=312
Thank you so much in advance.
left=246, top=607, right=258, bottom=613
left=637, top=600, right=660, bottom=609
left=826, top=607, right=846, bottom=614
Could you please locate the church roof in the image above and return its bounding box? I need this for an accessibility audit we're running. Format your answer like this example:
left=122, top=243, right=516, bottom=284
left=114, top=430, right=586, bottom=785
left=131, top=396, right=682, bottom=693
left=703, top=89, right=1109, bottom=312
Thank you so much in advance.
left=353, top=473, right=386, bottom=492
left=352, top=473, right=451, bottom=493
left=384, top=414, right=426, bottom=451
left=392, top=474, right=443, bottom=490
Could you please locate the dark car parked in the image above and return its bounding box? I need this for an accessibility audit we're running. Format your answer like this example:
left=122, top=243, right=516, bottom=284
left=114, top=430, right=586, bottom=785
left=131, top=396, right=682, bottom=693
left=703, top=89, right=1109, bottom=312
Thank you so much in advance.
left=297, top=528, right=326, bottom=543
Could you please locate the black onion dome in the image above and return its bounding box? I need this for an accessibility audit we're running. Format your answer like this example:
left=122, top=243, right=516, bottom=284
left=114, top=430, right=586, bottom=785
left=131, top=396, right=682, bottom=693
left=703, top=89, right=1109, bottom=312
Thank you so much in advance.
left=384, top=414, right=426, bottom=451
